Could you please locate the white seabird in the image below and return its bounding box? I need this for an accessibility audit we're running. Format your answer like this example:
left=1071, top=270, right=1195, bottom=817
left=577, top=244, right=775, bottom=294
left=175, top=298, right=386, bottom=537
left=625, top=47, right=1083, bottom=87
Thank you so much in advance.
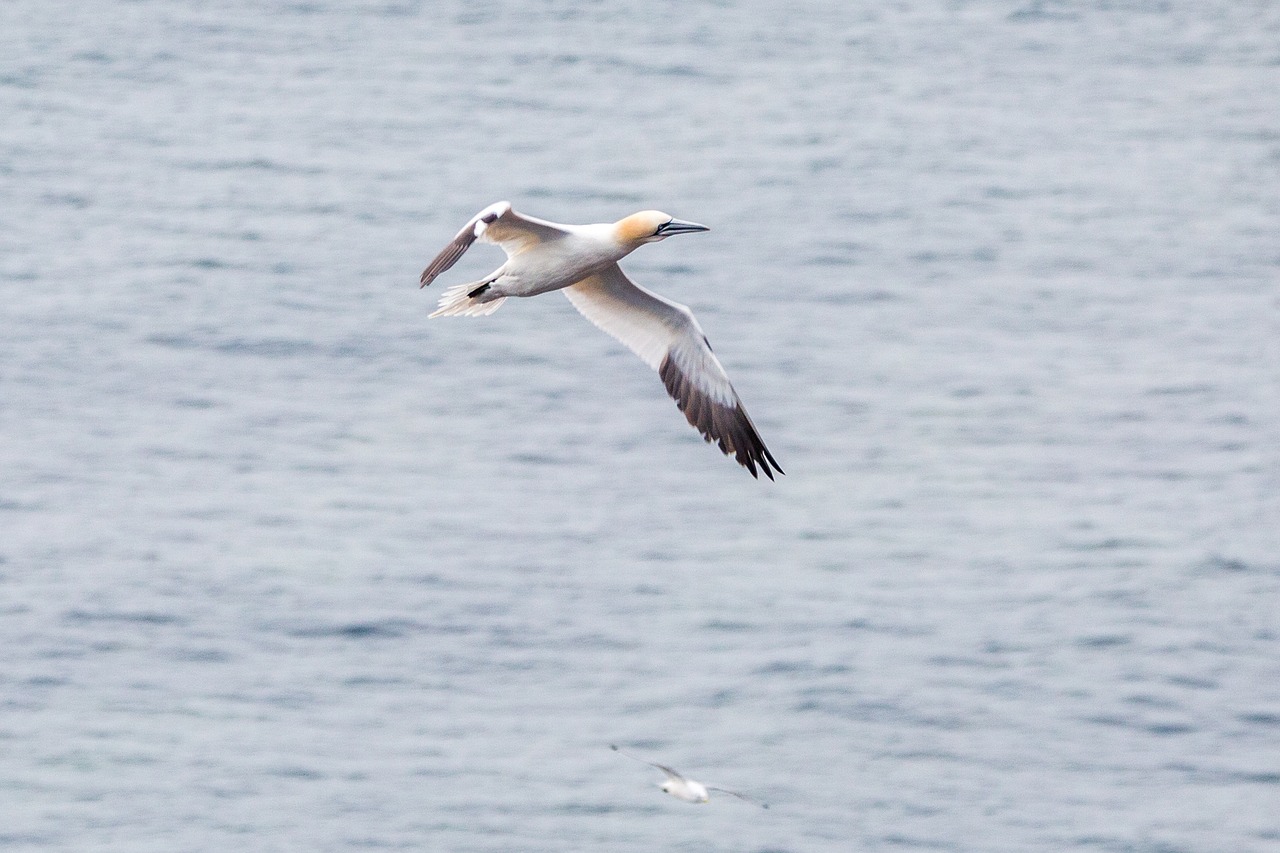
left=419, top=201, right=782, bottom=479
left=610, top=744, right=768, bottom=808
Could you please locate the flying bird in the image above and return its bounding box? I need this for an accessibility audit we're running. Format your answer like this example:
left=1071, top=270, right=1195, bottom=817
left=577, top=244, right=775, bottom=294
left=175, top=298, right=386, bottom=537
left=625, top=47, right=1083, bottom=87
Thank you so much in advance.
left=610, top=744, right=768, bottom=808
left=419, top=201, right=782, bottom=479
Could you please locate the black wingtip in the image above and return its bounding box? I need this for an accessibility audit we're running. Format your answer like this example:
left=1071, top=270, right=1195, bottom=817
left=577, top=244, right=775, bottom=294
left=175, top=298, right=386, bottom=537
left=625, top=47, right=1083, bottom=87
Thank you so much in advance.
left=658, top=353, right=783, bottom=482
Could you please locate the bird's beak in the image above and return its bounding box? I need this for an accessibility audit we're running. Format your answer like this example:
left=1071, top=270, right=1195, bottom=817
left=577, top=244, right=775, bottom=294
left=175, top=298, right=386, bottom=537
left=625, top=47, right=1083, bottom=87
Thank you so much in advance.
left=656, top=218, right=710, bottom=236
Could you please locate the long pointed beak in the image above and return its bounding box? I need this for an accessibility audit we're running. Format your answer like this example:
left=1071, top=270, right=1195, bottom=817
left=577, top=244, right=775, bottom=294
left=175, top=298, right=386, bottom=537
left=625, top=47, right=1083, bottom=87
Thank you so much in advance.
left=656, top=218, right=710, bottom=236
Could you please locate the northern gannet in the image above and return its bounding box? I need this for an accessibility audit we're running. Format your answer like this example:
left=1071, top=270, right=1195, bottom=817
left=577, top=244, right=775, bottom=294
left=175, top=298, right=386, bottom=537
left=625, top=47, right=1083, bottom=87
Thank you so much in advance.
left=419, top=202, right=782, bottom=479
left=610, top=744, right=768, bottom=808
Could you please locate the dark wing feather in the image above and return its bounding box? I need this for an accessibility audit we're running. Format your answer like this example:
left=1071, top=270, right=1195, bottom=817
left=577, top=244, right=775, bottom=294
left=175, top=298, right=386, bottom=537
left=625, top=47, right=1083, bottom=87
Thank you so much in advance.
left=421, top=201, right=571, bottom=288
left=419, top=202, right=510, bottom=288
left=611, top=745, right=686, bottom=781
left=659, top=351, right=782, bottom=480
left=564, top=265, right=782, bottom=479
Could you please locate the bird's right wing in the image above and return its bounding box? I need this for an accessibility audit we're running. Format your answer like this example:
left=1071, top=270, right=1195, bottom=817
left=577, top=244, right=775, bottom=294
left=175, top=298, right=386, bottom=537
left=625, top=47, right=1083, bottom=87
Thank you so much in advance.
left=651, top=763, right=686, bottom=783
left=610, top=745, right=686, bottom=782
left=565, top=264, right=782, bottom=479
left=419, top=201, right=568, bottom=287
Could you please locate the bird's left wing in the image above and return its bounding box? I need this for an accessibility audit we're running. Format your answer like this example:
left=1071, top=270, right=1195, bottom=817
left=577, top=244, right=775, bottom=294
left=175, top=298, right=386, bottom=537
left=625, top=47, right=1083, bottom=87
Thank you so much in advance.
left=707, top=786, right=770, bottom=809
left=419, top=201, right=568, bottom=287
left=564, top=264, right=782, bottom=480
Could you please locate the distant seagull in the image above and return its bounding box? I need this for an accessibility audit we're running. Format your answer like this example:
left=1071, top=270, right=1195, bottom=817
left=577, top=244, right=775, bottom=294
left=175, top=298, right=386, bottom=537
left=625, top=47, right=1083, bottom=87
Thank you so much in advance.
left=419, top=201, right=782, bottom=479
left=610, top=744, right=768, bottom=808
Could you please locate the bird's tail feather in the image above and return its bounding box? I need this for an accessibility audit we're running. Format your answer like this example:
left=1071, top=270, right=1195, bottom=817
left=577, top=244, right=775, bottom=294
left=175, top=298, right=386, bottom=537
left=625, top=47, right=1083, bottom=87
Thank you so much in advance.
left=429, top=282, right=507, bottom=318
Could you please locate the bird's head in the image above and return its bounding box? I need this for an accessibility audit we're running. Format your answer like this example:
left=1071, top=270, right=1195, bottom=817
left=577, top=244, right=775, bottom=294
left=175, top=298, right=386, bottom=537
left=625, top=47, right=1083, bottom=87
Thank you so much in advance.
left=661, top=779, right=710, bottom=803
left=615, top=210, right=709, bottom=246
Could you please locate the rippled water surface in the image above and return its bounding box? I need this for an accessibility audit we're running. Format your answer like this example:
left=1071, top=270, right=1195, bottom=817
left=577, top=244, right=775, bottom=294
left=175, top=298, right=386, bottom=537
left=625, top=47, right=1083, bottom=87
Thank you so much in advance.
left=3, top=2, right=1279, bottom=851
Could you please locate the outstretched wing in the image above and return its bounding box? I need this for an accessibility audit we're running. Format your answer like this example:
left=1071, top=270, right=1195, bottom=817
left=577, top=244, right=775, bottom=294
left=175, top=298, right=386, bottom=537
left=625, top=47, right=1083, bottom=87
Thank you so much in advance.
left=707, top=786, right=769, bottom=809
left=649, top=762, right=686, bottom=783
left=419, top=201, right=568, bottom=287
left=610, top=745, right=686, bottom=782
left=564, top=264, right=783, bottom=480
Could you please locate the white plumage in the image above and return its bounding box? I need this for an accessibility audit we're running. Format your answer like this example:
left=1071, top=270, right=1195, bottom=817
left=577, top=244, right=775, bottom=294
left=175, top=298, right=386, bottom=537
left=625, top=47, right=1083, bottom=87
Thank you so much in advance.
left=610, top=745, right=768, bottom=808
left=419, top=201, right=782, bottom=479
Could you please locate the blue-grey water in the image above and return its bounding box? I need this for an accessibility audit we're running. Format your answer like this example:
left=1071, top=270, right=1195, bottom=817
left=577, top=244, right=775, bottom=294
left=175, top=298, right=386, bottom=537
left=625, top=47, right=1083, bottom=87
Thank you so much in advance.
left=3, top=2, right=1279, bottom=851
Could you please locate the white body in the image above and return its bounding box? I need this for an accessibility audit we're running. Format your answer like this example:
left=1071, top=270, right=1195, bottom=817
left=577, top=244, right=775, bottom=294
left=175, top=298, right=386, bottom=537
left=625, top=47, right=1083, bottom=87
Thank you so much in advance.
left=418, top=202, right=783, bottom=479
left=609, top=744, right=767, bottom=808
left=662, top=775, right=711, bottom=803
left=481, top=222, right=628, bottom=298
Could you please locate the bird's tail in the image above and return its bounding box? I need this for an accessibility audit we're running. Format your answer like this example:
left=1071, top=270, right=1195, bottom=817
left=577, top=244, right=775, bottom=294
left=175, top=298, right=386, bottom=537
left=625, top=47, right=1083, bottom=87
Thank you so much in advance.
left=429, top=282, right=507, bottom=318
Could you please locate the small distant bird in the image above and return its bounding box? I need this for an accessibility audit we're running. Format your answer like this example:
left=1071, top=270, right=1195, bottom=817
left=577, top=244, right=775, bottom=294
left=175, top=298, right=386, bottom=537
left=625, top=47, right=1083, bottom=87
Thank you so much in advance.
left=610, top=744, right=768, bottom=808
left=419, top=201, right=782, bottom=479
